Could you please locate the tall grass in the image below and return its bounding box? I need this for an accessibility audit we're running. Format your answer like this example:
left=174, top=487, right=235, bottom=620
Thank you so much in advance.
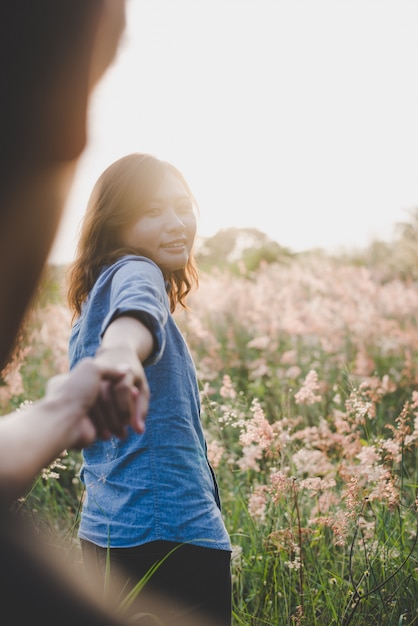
left=3, top=254, right=417, bottom=625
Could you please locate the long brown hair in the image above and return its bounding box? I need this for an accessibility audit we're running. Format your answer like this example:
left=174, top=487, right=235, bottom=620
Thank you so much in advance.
left=67, top=153, right=199, bottom=318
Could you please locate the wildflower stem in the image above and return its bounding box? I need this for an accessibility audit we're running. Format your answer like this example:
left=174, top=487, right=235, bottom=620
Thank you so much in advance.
left=292, top=478, right=305, bottom=618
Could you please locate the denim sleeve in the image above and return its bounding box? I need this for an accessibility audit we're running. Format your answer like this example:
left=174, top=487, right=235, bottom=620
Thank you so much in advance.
left=100, top=257, right=168, bottom=366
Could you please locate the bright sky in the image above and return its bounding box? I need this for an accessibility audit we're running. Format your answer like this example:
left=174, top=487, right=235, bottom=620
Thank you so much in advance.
left=50, top=0, right=418, bottom=264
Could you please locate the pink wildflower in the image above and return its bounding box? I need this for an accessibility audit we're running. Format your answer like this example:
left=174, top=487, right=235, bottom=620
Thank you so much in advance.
left=311, top=511, right=350, bottom=547
left=342, top=475, right=361, bottom=519
left=331, top=511, right=351, bottom=547
left=355, top=445, right=380, bottom=467
left=284, top=547, right=301, bottom=571
left=220, top=374, right=237, bottom=399
left=285, top=365, right=302, bottom=380
left=299, top=477, right=336, bottom=494
left=408, top=415, right=418, bottom=445
left=38, top=304, right=71, bottom=373
left=247, top=335, right=271, bottom=350
left=368, top=471, right=399, bottom=508
left=239, top=399, right=274, bottom=450
left=316, top=490, right=339, bottom=514
left=269, top=470, right=290, bottom=503
left=411, top=390, right=418, bottom=410
left=381, top=438, right=402, bottom=463
left=345, top=389, right=375, bottom=423
left=0, top=368, right=24, bottom=399
left=237, top=445, right=263, bottom=472
left=292, top=448, right=333, bottom=477
left=206, top=440, right=224, bottom=469
left=248, top=485, right=268, bottom=522
left=353, top=348, right=375, bottom=377
left=0, top=345, right=31, bottom=405
left=280, top=349, right=298, bottom=365
left=294, top=370, right=321, bottom=405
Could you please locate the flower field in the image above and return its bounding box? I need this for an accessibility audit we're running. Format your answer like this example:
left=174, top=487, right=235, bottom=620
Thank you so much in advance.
left=3, top=250, right=418, bottom=625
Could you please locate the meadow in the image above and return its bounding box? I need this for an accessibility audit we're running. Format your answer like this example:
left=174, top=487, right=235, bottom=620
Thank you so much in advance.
left=2, top=231, right=418, bottom=625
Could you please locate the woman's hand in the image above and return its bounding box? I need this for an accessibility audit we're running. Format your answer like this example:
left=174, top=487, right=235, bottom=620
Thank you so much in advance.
left=90, top=314, right=154, bottom=438
left=46, top=356, right=148, bottom=447
left=88, top=355, right=150, bottom=438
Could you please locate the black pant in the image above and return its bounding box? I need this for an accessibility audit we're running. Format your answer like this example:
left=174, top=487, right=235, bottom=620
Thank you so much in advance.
left=81, top=539, right=232, bottom=626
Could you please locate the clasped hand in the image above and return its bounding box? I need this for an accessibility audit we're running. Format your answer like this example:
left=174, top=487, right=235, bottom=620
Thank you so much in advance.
left=46, top=355, right=149, bottom=449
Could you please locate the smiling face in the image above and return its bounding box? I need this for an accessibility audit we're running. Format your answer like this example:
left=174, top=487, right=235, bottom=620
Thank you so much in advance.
left=120, top=169, right=197, bottom=275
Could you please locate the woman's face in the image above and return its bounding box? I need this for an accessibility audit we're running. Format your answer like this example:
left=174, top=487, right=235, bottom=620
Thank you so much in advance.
left=120, top=170, right=197, bottom=273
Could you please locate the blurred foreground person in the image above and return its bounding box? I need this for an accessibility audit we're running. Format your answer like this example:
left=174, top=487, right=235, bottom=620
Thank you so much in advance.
left=0, top=0, right=144, bottom=503
left=0, top=2, right=219, bottom=624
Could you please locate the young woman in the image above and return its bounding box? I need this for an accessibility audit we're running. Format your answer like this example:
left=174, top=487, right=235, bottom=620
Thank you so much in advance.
left=67, top=153, right=232, bottom=625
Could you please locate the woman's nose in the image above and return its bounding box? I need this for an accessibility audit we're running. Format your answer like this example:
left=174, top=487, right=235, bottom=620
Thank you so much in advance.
left=167, top=209, right=186, bottom=230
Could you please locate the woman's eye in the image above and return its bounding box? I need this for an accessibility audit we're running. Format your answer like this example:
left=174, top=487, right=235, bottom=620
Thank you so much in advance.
left=144, top=206, right=161, bottom=216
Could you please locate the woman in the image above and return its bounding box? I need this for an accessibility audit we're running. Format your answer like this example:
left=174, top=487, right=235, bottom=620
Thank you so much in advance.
left=67, top=153, right=232, bottom=625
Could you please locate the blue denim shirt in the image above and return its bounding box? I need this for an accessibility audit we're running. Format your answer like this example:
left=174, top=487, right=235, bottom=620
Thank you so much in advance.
left=69, top=256, right=231, bottom=551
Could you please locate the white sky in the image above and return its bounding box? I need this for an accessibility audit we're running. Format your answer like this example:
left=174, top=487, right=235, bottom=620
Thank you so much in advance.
left=50, top=0, right=418, bottom=264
